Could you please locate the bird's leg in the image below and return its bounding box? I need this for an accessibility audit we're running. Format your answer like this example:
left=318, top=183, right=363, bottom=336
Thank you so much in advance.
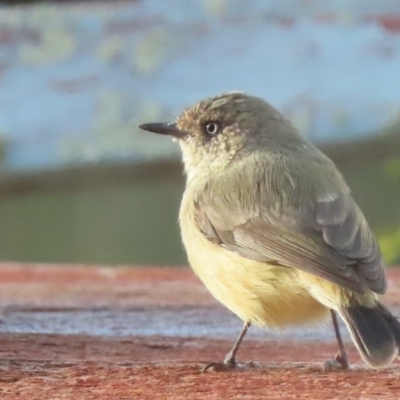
left=324, top=310, right=350, bottom=371
left=222, top=321, right=250, bottom=364
left=202, top=322, right=258, bottom=373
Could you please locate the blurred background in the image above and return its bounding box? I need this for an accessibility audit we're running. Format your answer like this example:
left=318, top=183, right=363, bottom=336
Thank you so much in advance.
left=0, top=0, right=399, bottom=266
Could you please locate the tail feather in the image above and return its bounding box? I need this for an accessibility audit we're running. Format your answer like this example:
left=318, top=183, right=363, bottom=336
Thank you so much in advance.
left=377, top=303, right=400, bottom=344
left=340, top=303, right=400, bottom=368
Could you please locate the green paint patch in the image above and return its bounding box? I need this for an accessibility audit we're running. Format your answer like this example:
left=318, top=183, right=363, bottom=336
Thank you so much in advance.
left=383, top=157, right=400, bottom=180
left=379, top=227, right=400, bottom=265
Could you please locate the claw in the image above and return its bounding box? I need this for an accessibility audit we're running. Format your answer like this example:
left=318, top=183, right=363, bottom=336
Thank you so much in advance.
left=201, top=322, right=252, bottom=374
left=202, top=360, right=259, bottom=373
left=323, top=354, right=350, bottom=372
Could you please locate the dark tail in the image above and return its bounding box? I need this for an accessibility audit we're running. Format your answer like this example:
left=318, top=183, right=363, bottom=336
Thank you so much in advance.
left=340, top=303, right=400, bottom=367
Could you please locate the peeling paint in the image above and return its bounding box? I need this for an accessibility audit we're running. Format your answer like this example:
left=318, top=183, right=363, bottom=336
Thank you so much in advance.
left=133, top=28, right=177, bottom=76
left=0, top=1, right=400, bottom=171
left=19, top=27, right=75, bottom=66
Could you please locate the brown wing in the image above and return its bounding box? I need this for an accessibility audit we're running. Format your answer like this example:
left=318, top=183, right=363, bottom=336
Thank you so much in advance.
left=196, top=191, right=386, bottom=295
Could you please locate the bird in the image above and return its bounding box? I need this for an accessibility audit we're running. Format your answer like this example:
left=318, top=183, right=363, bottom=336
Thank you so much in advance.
left=139, top=91, right=400, bottom=372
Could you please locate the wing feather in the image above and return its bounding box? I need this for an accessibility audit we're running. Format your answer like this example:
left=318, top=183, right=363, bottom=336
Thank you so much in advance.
left=195, top=188, right=386, bottom=295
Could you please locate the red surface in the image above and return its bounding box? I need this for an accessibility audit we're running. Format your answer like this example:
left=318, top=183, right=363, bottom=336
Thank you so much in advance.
left=0, top=263, right=399, bottom=399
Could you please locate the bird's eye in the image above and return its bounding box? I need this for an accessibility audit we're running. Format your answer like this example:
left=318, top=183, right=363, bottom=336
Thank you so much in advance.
left=204, top=121, right=220, bottom=136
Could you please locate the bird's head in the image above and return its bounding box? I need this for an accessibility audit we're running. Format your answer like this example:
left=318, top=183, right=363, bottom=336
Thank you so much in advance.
left=140, top=92, right=299, bottom=181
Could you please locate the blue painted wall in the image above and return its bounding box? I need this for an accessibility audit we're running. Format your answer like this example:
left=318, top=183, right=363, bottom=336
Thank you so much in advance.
left=0, top=0, right=400, bottom=171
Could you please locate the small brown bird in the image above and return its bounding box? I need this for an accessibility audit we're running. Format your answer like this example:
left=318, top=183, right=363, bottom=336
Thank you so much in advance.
left=140, top=92, right=400, bottom=371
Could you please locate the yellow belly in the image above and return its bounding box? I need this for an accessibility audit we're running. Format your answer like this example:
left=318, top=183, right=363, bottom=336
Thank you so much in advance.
left=180, top=196, right=329, bottom=328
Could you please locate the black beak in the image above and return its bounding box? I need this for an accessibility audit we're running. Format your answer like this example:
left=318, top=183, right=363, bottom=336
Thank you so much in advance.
left=139, top=122, right=185, bottom=138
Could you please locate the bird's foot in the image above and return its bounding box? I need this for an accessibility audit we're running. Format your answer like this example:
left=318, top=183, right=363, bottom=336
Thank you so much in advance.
left=323, top=354, right=350, bottom=372
left=202, top=358, right=259, bottom=373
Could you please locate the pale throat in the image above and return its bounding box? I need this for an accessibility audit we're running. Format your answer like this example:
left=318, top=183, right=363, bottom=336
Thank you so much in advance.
left=180, top=143, right=242, bottom=186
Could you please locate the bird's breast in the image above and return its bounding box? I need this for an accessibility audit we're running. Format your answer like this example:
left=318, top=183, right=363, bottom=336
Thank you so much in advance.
left=179, top=192, right=328, bottom=328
